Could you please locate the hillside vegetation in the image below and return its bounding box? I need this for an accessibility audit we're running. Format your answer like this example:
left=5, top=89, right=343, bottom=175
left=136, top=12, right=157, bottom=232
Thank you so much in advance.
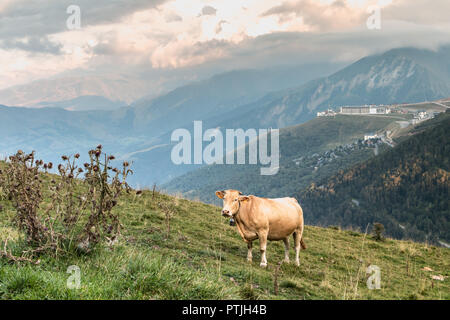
left=299, top=112, right=450, bottom=245
left=164, top=114, right=403, bottom=203
left=1, top=177, right=448, bottom=299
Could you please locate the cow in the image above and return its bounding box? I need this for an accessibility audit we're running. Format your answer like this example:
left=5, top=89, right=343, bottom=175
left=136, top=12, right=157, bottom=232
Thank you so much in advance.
left=215, top=189, right=306, bottom=268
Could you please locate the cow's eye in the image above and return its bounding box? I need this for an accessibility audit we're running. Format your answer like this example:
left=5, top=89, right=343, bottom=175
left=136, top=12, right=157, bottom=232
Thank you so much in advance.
left=234, top=198, right=238, bottom=202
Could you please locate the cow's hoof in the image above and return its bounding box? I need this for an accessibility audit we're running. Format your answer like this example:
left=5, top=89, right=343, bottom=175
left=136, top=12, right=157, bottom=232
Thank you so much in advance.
left=260, top=262, right=267, bottom=268
left=295, top=261, right=300, bottom=267
left=247, top=258, right=252, bottom=263
left=284, top=258, right=290, bottom=264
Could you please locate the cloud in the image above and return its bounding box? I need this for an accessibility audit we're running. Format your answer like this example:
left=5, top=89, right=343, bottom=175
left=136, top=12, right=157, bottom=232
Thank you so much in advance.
left=151, top=38, right=231, bottom=68
left=0, top=0, right=167, bottom=40
left=215, top=20, right=229, bottom=34
left=383, top=0, right=450, bottom=25
left=200, top=5, right=217, bottom=16
left=148, top=21, right=450, bottom=72
left=1, top=0, right=450, bottom=93
left=261, top=0, right=367, bottom=32
left=1, top=36, right=63, bottom=54
left=165, top=12, right=183, bottom=22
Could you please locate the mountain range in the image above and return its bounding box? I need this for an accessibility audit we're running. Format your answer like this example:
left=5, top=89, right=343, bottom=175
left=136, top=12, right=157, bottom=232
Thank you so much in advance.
left=34, top=95, right=126, bottom=111
left=205, top=46, right=450, bottom=130
left=1, top=46, right=450, bottom=187
left=0, top=74, right=152, bottom=106
left=126, top=46, right=450, bottom=184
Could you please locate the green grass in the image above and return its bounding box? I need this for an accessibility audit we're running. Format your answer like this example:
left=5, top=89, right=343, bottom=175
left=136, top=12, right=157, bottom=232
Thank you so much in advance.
left=1, top=189, right=449, bottom=300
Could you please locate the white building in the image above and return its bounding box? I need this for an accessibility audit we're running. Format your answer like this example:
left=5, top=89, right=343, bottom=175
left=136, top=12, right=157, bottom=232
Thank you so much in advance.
left=364, top=133, right=378, bottom=140
left=339, top=105, right=391, bottom=115
left=317, top=109, right=336, bottom=117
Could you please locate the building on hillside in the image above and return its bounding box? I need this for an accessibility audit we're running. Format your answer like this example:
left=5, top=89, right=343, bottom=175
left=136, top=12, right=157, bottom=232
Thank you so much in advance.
left=339, top=105, right=391, bottom=115
left=376, top=106, right=391, bottom=114
left=317, top=109, right=336, bottom=117
left=340, top=106, right=371, bottom=114
left=410, top=110, right=435, bottom=125
left=364, top=133, right=379, bottom=140
left=416, top=111, right=427, bottom=120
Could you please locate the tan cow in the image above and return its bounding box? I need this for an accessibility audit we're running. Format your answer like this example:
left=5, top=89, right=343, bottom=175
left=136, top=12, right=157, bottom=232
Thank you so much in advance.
left=215, top=189, right=306, bottom=267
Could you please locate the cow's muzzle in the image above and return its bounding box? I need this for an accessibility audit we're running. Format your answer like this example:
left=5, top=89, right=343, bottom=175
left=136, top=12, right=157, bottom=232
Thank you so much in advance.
left=222, top=209, right=231, bottom=217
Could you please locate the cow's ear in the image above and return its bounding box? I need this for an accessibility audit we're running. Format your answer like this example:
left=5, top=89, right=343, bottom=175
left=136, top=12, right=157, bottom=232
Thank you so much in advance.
left=238, top=191, right=243, bottom=195
left=239, top=196, right=250, bottom=202
left=215, top=190, right=225, bottom=199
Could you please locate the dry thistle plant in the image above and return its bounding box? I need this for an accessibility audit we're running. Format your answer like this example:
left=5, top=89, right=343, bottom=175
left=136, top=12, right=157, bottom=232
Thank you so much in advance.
left=273, top=260, right=284, bottom=295
left=2, top=151, right=48, bottom=246
left=0, top=146, right=133, bottom=261
left=78, top=145, right=132, bottom=250
left=0, top=167, right=5, bottom=201
left=158, top=201, right=176, bottom=240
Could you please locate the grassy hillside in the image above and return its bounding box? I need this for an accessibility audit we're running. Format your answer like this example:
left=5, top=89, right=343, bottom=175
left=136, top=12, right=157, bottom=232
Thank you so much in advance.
left=164, top=114, right=405, bottom=203
left=1, top=183, right=448, bottom=299
left=299, top=111, right=450, bottom=245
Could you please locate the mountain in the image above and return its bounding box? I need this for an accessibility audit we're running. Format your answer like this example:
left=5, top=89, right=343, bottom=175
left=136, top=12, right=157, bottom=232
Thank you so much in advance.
left=162, top=114, right=404, bottom=203
left=0, top=74, right=151, bottom=106
left=1, top=46, right=450, bottom=187
left=1, top=168, right=449, bottom=299
left=208, top=46, right=450, bottom=130
left=34, top=95, right=126, bottom=111
left=122, top=47, right=450, bottom=185
left=0, top=63, right=341, bottom=185
left=126, top=63, right=342, bottom=136
left=298, top=111, right=450, bottom=245
left=0, top=105, right=132, bottom=167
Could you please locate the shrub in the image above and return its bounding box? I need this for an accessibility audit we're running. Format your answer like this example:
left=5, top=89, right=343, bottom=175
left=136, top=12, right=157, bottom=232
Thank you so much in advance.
left=372, top=223, right=385, bottom=241
left=0, top=146, right=132, bottom=260
left=2, top=151, right=47, bottom=246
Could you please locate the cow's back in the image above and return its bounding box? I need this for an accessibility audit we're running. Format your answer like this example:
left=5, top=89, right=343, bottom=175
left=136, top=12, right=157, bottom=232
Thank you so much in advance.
left=254, top=197, right=302, bottom=240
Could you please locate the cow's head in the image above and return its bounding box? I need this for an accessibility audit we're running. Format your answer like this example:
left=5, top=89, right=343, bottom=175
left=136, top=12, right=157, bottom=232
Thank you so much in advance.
left=215, top=189, right=250, bottom=217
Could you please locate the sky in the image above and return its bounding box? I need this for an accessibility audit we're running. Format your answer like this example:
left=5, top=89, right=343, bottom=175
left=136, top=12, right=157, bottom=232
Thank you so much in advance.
left=0, top=0, right=449, bottom=94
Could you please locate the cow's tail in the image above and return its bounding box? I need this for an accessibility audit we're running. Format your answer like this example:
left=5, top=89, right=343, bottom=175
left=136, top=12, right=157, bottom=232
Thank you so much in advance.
left=300, top=237, right=307, bottom=250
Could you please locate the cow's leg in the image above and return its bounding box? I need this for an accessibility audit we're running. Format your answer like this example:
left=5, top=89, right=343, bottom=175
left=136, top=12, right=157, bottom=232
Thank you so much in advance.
left=293, top=230, right=302, bottom=266
left=259, top=231, right=268, bottom=268
left=283, top=237, right=290, bottom=263
left=247, top=241, right=253, bottom=263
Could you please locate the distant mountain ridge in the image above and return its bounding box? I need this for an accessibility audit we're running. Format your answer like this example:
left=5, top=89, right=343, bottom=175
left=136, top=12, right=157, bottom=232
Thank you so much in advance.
left=0, top=74, right=149, bottom=106
left=124, top=46, right=450, bottom=185
left=210, top=46, right=450, bottom=130
left=126, top=63, right=343, bottom=136
left=1, top=46, right=450, bottom=186
left=0, top=63, right=340, bottom=184
left=34, top=95, right=126, bottom=111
